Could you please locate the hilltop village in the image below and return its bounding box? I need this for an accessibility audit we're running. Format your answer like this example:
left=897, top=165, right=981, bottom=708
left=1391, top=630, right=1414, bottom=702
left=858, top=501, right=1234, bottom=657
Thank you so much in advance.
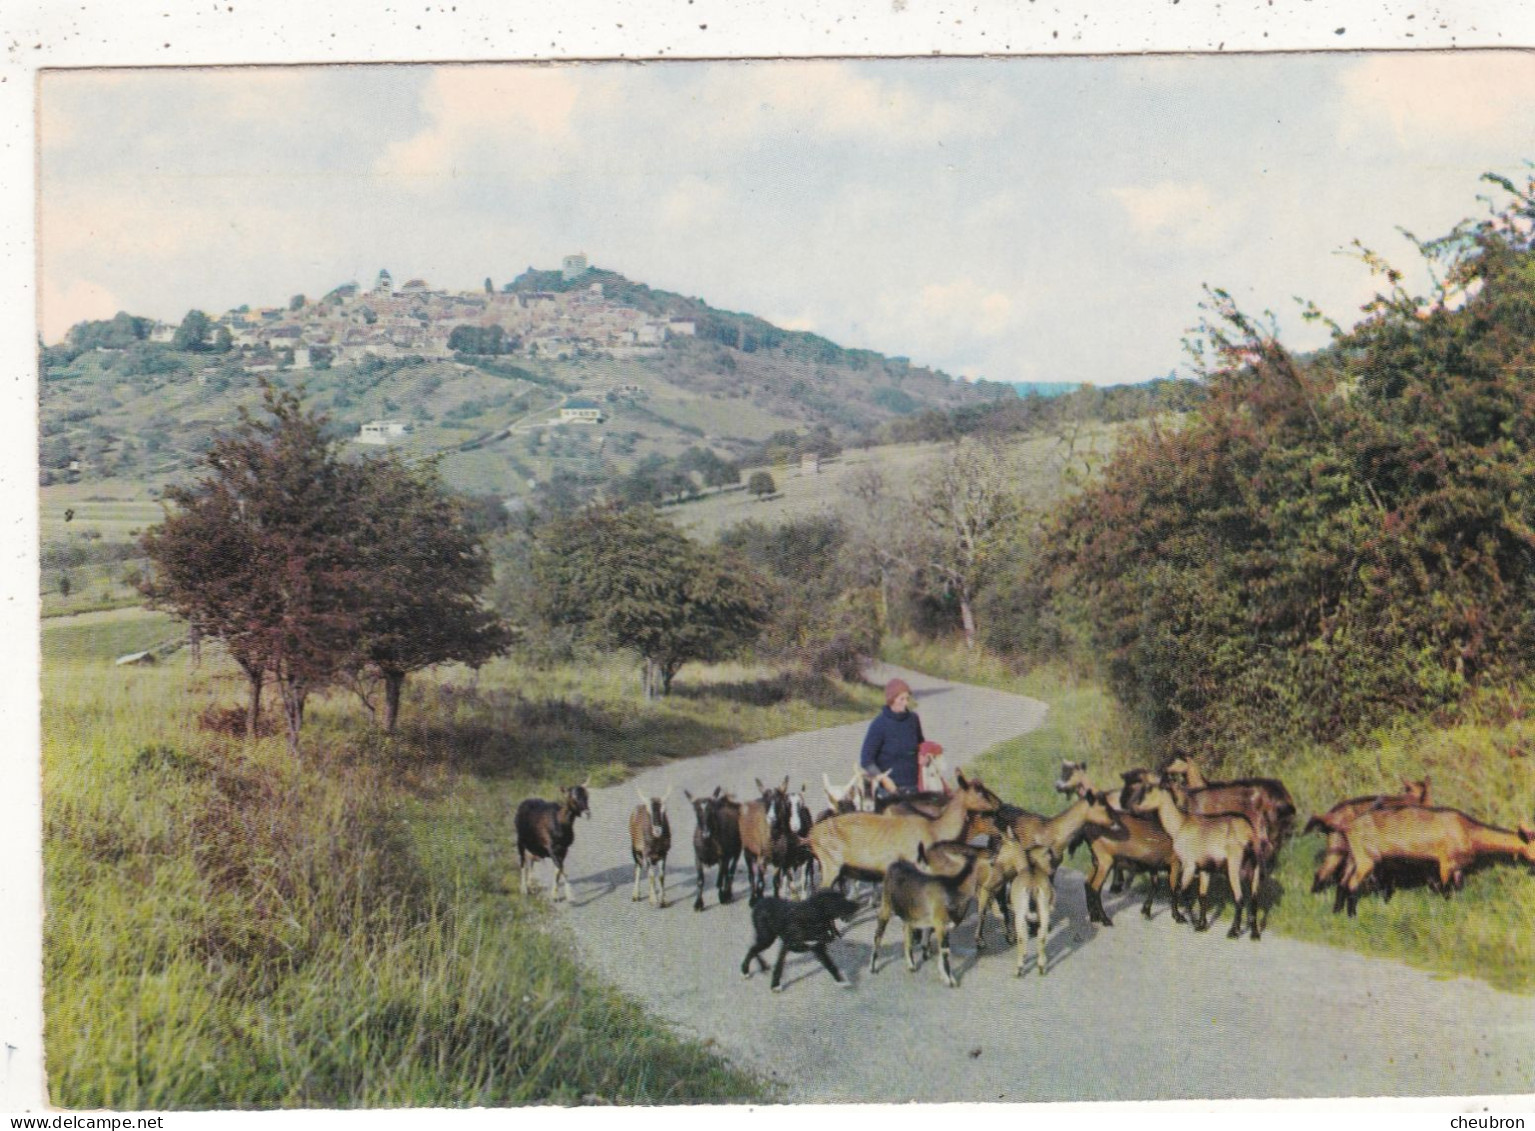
left=154, top=255, right=697, bottom=370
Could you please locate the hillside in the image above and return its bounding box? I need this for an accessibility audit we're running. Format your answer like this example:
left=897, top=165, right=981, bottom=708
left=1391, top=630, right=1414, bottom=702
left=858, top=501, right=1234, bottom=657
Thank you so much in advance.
left=38, top=266, right=1012, bottom=500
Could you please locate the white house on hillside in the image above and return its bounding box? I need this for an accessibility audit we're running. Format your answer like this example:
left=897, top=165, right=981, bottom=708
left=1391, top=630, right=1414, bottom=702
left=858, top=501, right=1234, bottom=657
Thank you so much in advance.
left=358, top=420, right=413, bottom=445
left=559, top=398, right=603, bottom=423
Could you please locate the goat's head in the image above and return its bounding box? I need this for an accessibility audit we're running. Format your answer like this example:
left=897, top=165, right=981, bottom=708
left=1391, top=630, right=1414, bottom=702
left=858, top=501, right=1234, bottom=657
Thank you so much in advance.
left=1124, top=778, right=1170, bottom=816
left=1117, top=767, right=1154, bottom=810
left=563, top=781, right=592, bottom=819
left=1080, top=788, right=1125, bottom=836
left=824, top=771, right=865, bottom=814
left=635, top=785, right=671, bottom=838
left=686, top=787, right=724, bottom=845
left=785, top=785, right=813, bottom=837
left=755, top=776, right=789, bottom=834
left=954, top=771, right=1004, bottom=814
left=1054, top=760, right=1088, bottom=795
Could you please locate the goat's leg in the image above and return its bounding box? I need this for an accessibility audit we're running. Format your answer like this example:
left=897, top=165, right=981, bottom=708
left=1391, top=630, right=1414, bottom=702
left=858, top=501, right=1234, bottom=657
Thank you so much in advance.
left=741, top=933, right=772, bottom=977
left=694, top=860, right=707, bottom=912
left=1036, top=880, right=1053, bottom=975
left=770, top=942, right=790, bottom=993
left=1168, top=860, right=1188, bottom=924
left=1012, top=878, right=1029, bottom=977
left=1249, top=859, right=1263, bottom=940
left=903, top=923, right=921, bottom=973
left=810, top=942, right=850, bottom=987
left=656, top=858, right=667, bottom=908
left=632, top=853, right=644, bottom=902
left=1140, top=869, right=1160, bottom=919
left=555, top=856, right=571, bottom=902
left=1194, top=871, right=1213, bottom=931
left=1226, top=858, right=1246, bottom=939
left=719, top=853, right=737, bottom=904
left=519, top=847, right=530, bottom=894
left=974, top=885, right=994, bottom=951
left=870, top=910, right=889, bottom=974
left=1345, top=856, right=1373, bottom=918
left=936, top=922, right=956, bottom=988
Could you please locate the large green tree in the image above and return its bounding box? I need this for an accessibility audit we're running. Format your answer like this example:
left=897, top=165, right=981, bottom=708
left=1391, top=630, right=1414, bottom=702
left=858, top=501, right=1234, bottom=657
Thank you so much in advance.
left=1037, top=172, right=1535, bottom=756
left=347, top=457, right=513, bottom=731
left=532, top=505, right=769, bottom=699
left=140, top=383, right=360, bottom=752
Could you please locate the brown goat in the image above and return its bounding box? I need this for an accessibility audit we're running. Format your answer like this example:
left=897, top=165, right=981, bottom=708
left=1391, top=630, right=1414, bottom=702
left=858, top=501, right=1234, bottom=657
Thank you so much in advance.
left=998, top=791, right=1124, bottom=859
left=629, top=786, right=673, bottom=908
left=871, top=854, right=981, bottom=987
left=1078, top=807, right=1175, bottom=927
left=994, top=830, right=1060, bottom=977
left=1163, top=757, right=1296, bottom=858
left=1056, top=761, right=1153, bottom=897
left=739, top=777, right=790, bottom=905
left=1128, top=780, right=1264, bottom=939
left=515, top=780, right=592, bottom=901
left=1331, top=805, right=1535, bottom=916
left=1305, top=778, right=1432, bottom=910
left=808, top=771, right=1003, bottom=890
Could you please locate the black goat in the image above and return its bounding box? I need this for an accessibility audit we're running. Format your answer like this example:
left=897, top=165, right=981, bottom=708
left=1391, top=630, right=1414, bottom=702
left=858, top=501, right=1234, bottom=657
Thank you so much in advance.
left=740, top=890, right=861, bottom=992
left=685, top=787, right=742, bottom=911
left=515, top=780, right=591, bottom=902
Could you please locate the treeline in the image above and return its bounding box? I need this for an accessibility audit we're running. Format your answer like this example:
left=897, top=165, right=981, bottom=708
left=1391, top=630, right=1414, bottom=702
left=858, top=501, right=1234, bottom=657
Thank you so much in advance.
left=1011, top=173, right=1535, bottom=761
left=875, top=377, right=1204, bottom=446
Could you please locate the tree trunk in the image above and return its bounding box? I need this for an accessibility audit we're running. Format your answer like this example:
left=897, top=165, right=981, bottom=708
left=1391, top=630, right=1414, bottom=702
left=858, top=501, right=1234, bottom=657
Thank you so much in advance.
left=279, top=682, right=306, bottom=757
left=245, top=669, right=263, bottom=741
left=383, top=670, right=405, bottom=733
left=959, top=595, right=977, bottom=652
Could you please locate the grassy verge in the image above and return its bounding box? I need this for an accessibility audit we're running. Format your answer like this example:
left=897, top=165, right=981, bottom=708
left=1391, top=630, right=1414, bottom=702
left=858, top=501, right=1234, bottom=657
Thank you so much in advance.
left=43, top=614, right=883, bottom=1107
left=882, top=633, right=1535, bottom=993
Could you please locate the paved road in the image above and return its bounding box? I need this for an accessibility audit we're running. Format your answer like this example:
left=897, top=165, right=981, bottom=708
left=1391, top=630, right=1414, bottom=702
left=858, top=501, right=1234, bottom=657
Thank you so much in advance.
left=543, top=664, right=1535, bottom=1103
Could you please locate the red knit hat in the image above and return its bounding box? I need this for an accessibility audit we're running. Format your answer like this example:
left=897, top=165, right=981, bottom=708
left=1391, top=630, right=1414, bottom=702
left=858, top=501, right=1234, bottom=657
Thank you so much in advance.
left=884, top=677, right=912, bottom=706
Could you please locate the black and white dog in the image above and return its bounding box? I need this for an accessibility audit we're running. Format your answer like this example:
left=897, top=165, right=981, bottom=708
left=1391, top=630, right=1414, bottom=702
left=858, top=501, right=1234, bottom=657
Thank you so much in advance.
left=740, top=890, right=861, bottom=992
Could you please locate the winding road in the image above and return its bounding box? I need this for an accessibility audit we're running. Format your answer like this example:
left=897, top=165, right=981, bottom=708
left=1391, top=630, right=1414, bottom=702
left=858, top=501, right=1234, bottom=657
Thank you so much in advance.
left=545, top=664, right=1535, bottom=1103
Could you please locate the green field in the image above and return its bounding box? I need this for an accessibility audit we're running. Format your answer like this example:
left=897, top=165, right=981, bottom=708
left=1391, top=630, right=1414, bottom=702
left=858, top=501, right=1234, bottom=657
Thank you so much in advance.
left=40, top=606, right=885, bottom=1107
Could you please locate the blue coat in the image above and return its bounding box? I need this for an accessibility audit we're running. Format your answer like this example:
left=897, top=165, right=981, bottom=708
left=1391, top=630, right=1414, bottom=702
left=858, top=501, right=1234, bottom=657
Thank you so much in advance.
left=859, top=706, right=925, bottom=792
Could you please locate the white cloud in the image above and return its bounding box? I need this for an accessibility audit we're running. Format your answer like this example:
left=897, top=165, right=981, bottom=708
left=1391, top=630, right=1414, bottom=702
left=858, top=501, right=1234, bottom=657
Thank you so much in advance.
left=917, top=280, right=1014, bottom=338
left=1338, top=54, right=1535, bottom=146
left=375, top=64, right=594, bottom=184
left=1110, top=180, right=1243, bottom=251
left=655, top=175, right=731, bottom=233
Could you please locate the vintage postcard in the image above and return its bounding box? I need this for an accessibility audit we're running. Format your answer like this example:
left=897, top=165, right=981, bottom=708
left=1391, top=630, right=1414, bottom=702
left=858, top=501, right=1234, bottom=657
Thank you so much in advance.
left=10, top=4, right=1535, bottom=1124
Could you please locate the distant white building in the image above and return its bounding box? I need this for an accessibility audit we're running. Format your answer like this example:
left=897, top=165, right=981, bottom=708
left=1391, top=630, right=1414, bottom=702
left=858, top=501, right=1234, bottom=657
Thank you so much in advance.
left=358, top=419, right=413, bottom=445
left=559, top=398, right=603, bottom=424
left=562, top=253, right=588, bottom=282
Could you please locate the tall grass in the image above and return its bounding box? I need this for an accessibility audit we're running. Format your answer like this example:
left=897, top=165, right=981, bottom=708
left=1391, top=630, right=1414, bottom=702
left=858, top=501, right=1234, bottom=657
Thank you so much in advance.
left=884, top=633, right=1535, bottom=992
left=43, top=618, right=882, bottom=1107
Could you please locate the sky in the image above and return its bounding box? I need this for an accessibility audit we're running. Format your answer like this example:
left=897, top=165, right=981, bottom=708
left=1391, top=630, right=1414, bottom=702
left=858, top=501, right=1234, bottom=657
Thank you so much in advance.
left=35, top=53, right=1535, bottom=386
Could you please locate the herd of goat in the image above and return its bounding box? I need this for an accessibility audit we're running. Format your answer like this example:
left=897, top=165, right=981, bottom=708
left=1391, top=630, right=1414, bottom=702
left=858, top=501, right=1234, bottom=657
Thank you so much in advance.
left=513, top=757, right=1535, bottom=990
